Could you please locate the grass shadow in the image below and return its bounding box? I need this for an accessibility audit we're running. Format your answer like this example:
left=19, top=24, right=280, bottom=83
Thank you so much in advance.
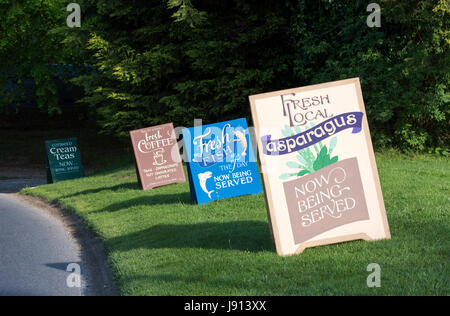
left=63, top=182, right=141, bottom=198
left=91, top=192, right=194, bottom=214
left=107, top=221, right=274, bottom=253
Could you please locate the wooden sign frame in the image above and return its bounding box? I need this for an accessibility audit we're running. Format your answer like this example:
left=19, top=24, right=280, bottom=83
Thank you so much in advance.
left=249, top=78, right=390, bottom=256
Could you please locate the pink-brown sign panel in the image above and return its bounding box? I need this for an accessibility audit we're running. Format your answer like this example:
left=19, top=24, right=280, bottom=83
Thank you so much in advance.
left=130, top=123, right=186, bottom=190
left=249, top=78, right=391, bottom=256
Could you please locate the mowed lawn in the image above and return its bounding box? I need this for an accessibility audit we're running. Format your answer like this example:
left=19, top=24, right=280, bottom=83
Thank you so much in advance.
left=22, top=153, right=449, bottom=296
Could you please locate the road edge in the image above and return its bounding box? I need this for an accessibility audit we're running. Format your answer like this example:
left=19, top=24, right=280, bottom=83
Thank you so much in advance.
left=14, top=193, right=119, bottom=296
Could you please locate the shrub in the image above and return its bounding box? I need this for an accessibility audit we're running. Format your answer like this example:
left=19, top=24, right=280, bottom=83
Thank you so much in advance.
left=71, top=0, right=294, bottom=136
left=290, top=0, right=449, bottom=150
left=0, top=0, right=68, bottom=114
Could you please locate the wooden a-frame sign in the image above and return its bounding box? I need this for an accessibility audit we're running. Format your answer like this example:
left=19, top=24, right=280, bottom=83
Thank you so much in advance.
left=249, top=78, right=391, bottom=256
left=130, top=123, right=186, bottom=190
left=45, top=138, right=84, bottom=184
left=182, top=118, right=263, bottom=204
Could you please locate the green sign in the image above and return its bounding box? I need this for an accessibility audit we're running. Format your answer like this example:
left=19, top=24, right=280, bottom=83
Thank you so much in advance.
left=45, top=138, right=84, bottom=183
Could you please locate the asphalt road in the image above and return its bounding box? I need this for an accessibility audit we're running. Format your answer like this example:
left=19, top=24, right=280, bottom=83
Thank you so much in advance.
left=0, top=193, right=83, bottom=296
left=0, top=167, right=46, bottom=194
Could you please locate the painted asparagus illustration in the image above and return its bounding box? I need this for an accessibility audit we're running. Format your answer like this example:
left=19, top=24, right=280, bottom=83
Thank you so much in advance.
left=279, top=123, right=338, bottom=180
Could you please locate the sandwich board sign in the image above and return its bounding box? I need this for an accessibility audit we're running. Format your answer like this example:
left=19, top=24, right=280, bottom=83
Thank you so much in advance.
left=249, top=78, right=391, bottom=256
left=182, top=118, right=263, bottom=205
left=130, top=123, right=186, bottom=190
left=45, top=138, right=84, bottom=184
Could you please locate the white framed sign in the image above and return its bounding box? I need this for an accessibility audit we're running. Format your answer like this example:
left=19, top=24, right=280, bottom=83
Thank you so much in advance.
left=249, top=78, right=391, bottom=256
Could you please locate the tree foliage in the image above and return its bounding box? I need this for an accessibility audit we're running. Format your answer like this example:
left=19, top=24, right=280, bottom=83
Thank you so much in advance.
left=0, top=0, right=448, bottom=151
left=0, top=0, right=69, bottom=114
left=291, top=0, right=449, bottom=150
left=69, top=0, right=294, bottom=136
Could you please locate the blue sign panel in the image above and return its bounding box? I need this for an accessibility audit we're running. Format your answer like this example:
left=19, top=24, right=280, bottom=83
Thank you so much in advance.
left=183, top=118, right=263, bottom=204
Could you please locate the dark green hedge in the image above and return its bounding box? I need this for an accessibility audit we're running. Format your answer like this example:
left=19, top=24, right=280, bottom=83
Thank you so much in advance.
left=291, top=0, right=449, bottom=150
left=69, top=0, right=295, bottom=137
left=1, top=0, right=448, bottom=151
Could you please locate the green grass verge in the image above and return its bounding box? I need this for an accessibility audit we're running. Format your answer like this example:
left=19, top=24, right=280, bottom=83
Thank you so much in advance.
left=21, top=152, right=450, bottom=296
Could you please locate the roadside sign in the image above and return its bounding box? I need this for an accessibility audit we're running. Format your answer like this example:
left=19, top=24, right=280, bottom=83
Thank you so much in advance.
left=45, top=138, right=84, bottom=184
left=249, top=78, right=391, bottom=256
left=183, top=118, right=263, bottom=204
left=130, top=123, right=186, bottom=190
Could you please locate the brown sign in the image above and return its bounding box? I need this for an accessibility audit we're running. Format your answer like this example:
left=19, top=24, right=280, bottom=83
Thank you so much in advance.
left=249, top=78, right=390, bottom=256
left=130, top=123, right=186, bottom=190
left=283, top=158, right=369, bottom=244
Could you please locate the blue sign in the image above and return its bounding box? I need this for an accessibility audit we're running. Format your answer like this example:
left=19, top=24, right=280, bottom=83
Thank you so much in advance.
left=183, top=118, right=263, bottom=204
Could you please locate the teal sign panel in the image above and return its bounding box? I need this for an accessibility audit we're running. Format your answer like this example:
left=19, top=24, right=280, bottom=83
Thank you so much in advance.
left=45, top=138, right=84, bottom=183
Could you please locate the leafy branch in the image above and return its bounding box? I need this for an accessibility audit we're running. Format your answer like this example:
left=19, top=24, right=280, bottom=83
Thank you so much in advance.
left=167, top=0, right=207, bottom=27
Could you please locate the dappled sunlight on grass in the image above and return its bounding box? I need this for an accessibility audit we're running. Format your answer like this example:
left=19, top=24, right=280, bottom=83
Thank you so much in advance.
left=22, top=153, right=450, bottom=295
